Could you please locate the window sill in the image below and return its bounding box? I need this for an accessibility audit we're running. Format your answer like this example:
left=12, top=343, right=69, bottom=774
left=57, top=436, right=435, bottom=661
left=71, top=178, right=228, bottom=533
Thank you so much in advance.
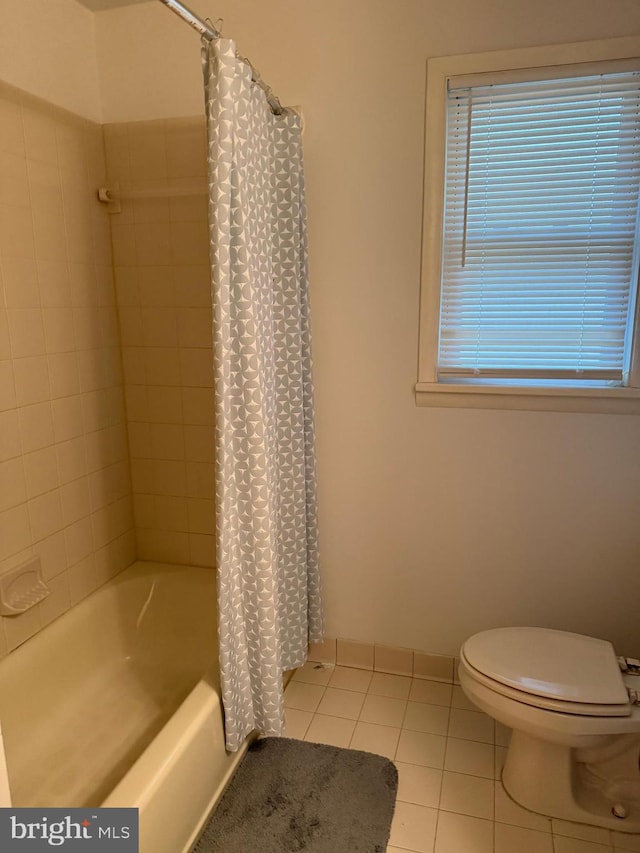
left=414, top=382, right=640, bottom=414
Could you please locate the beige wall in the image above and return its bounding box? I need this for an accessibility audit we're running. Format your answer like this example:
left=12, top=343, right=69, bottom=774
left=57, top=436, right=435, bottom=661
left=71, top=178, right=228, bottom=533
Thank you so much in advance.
left=0, top=81, right=135, bottom=658
left=103, top=117, right=215, bottom=568
left=95, top=0, right=640, bottom=657
left=0, top=0, right=102, bottom=122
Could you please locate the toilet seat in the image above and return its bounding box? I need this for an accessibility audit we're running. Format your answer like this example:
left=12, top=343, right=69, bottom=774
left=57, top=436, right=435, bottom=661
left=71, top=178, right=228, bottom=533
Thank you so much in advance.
left=461, top=627, right=630, bottom=718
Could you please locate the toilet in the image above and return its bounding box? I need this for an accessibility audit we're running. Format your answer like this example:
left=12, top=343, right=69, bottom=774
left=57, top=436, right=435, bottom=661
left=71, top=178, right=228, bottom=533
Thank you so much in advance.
left=459, top=626, right=640, bottom=832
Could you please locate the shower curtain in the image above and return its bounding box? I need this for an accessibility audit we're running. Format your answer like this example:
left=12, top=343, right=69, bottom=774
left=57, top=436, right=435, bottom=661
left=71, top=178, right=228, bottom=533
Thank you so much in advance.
left=202, top=39, right=324, bottom=752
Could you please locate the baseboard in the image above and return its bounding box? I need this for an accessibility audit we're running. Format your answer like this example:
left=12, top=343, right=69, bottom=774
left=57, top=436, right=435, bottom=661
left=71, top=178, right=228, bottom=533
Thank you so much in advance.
left=308, top=638, right=460, bottom=685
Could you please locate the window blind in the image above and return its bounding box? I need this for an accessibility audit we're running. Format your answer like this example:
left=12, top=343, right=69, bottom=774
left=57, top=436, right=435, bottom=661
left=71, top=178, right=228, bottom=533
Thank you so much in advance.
left=438, top=70, right=640, bottom=385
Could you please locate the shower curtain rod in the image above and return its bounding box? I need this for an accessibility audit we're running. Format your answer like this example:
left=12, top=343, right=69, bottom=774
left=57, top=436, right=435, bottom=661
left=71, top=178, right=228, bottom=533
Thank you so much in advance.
left=157, top=0, right=286, bottom=114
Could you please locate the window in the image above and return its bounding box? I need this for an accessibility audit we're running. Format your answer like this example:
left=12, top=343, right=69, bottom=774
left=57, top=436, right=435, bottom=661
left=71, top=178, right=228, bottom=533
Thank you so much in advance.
left=417, top=39, right=640, bottom=413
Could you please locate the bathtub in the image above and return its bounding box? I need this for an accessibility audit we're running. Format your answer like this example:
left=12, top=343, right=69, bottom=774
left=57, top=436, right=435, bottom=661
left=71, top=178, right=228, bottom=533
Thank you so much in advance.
left=0, top=561, right=251, bottom=853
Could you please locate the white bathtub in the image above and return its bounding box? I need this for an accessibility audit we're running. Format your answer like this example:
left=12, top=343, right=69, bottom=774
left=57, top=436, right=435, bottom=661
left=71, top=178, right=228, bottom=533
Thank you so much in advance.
left=0, top=561, right=250, bottom=853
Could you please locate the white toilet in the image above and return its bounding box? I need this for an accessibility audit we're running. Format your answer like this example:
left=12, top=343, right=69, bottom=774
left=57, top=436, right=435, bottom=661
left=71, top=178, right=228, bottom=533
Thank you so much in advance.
left=459, top=626, right=640, bottom=832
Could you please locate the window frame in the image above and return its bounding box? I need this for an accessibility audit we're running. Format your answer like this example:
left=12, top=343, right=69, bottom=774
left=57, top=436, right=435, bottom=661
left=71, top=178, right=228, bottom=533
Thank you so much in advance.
left=416, top=36, right=640, bottom=414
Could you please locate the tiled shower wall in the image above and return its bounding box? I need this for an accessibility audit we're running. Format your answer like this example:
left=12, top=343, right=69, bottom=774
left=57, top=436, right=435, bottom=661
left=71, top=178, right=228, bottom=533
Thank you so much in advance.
left=0, top=82, right=135, bottom=657
left=103, top=118, right=216, bottom=568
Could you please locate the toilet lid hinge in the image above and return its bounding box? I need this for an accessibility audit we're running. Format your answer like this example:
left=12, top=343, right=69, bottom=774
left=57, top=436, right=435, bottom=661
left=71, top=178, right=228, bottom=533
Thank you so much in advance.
left=627, top=687, right=640, bottom=706
left=618, top=656, right=640, bottom=675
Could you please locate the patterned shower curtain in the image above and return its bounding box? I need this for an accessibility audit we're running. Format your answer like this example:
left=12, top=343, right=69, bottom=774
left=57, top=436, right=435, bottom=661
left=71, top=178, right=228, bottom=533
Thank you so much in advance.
left=202, top=39, right=324, bottom=752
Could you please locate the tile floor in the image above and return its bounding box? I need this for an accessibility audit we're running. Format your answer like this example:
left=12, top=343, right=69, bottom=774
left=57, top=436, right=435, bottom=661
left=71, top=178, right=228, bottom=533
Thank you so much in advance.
left=284, top=664, right=640, bottom=853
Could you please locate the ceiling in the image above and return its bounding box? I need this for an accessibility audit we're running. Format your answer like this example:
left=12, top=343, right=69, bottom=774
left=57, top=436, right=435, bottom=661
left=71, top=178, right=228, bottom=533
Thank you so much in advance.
left=75, top=0, right=151, bottom=11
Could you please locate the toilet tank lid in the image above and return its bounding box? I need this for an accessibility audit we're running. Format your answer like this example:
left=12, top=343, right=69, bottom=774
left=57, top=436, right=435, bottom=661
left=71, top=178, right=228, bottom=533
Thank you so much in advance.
left=462, top=627, right=629, bottom=706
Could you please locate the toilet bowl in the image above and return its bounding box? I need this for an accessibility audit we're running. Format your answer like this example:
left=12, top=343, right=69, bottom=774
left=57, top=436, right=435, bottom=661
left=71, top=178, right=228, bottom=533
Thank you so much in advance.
left=459, top=627, right=640, bottom=832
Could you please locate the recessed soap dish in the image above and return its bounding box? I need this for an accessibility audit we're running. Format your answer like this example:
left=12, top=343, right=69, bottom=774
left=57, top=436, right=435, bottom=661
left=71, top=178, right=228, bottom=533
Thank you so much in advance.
left=0, top=556, right=50, bottom=616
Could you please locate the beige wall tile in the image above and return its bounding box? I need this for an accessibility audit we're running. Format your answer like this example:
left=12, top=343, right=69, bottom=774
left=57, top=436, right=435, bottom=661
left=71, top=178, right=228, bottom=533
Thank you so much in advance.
left=186, top=461, right=214, bottom=499
left=135, top=223, right=172, bottom=267
left=414, top=653, right=455, bottom=683
left=0, top=360, right=17, bottom=411
left=138, top=266, right=174, bottom=306
left=0, top=457, right=27, bottom=511
left=48, top=352, right=81, bottom=398
left=184, top=424, right=215, bottom=463
left=56, top=437, right=87, bottom=484
left=2, top=257, right=40, bottom=307
left=106, top=116, right=217, bottom=567
left=28, top=491, right=63, bottom=542
left=42, top=308, right=76, bottom=354
left=0, top=313, right=11, bottom=361
left=13, top=355, right=50, bottom=406
left=0, top=410, right=21, bottom=461
left=7, top=309, right=46, bottom=358
left=375, top=644, right=414, bottom=677
left=128, top=123, right=168, bottom=181
left=0, top=505, right=31, bottom=562
left=173, top=265, right=210, bottom=306
left=308, top=638, right=337, bottom=663
left=68, top=554, right=97, bottom=605
left=52, top=395, right=84, bottom=442
left=186, top=497, right=215, bottom=535
left=337, top=639, right=375, bottom=670
left=0, top=151, right=30, bottom=207
left=37, top=260, right=71, bottom=308
left=0, top=92, right=134, bottom=661
left=149, top=495, right=185, bottom=533
left=189, top=532, right=215, bottom=567
left=34, top=531, right=68, bottom=581
left=150, top=422, right=184, bottom=460
left=0, top=205, right=35, bottom=258
left=147, top=386, right=182, bottom=424
left=19, top=401, right=54, bottom=452
left=165, top=120, right=206, bottom=179
left=23, top=447, right=58, bottom=498
left=137, top=528, right=189, bottom=564
left=141, top=307, right=178, bottom=347
left=38, top=571, right=71, bottom=630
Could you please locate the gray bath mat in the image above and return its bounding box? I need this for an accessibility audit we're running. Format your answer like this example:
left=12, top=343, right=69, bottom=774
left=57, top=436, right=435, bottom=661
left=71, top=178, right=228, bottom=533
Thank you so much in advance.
left=192, top=737, right=398, bottom=852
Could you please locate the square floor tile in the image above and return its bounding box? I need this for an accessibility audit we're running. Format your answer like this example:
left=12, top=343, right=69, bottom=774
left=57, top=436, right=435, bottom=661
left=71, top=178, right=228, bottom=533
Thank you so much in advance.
left=444, top=737, right=494, bottom=779
left=396, top=729, right=447, bottom=769
left=439, top=771, right=494, bottom=820
left=359, top=693, right=407, bottom=727
left=612, top=832, right=640, bottom=851
left=495, top=745, right=507, bottom=780
left=552, top=819, right=613, bottom=845
left=395, top=762, right=443, bottom=808
left=495, top=823, right=553, bottom=853
left=409, top=679, right=453, bottom=707
left=303, top=713, right=356, bottom=748
left=283, top=708, right=312, bottom=739
left=494, top=781, right=551, bottom=832
left=389, top=801, right=438, bottom=853
left=283, top=681, right=325, bottom=712
left=403, top=701, right=449, bottom=736
left=292, top=661, right=334, bottom=686
left=349, top=721, right=400, bottom=760
left=495, top=722, right=511, bottom=747
left=451, top=685, right=478, bottom=711
left=316, top=687, right=365, bottom=720
left=554, top=837, right=613, bottom=853
left=327, top=665, right=372, bottom=693
left=434, top=811, right=493, bottom=853
left=448, top=708, right=495, bottom=744
left=369, top=671, right=412, bottom=699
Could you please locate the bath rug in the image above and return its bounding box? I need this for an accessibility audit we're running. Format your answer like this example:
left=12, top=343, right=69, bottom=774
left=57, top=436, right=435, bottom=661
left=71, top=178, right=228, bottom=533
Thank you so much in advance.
left=191, top=736, right=398, bottom=852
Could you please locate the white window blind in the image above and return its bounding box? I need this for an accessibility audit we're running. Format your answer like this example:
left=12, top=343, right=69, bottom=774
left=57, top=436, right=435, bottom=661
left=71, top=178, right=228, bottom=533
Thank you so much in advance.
left=439, top=70, right=640, bottom=386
